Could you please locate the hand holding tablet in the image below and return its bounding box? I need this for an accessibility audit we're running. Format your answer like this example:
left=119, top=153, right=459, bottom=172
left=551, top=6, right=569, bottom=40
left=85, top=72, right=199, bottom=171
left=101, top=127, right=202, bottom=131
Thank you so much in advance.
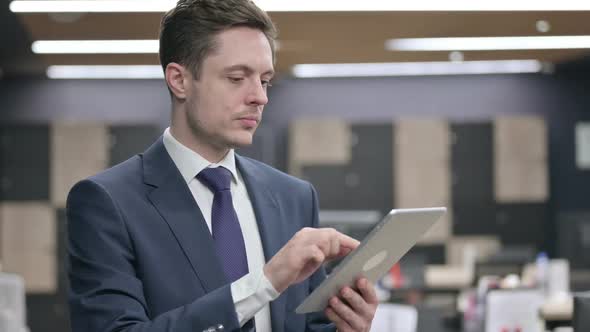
left=296, top=207, right=446, bottom=314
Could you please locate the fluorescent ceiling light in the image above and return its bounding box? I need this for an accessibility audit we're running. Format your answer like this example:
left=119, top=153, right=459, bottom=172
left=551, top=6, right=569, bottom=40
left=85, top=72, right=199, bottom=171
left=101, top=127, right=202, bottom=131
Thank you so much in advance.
left=31, top=39, right=281, bottom=54
left=11, top=1, right=176, bottom=13
left=10, top=0, right=590, bottom=13
left=47, top=65, right=164, bottom=79
left=32, top=40, right=158, bottom=54
left=387, top=35, right=590, bottom=51
left=291, top=60, right=544, bottom=78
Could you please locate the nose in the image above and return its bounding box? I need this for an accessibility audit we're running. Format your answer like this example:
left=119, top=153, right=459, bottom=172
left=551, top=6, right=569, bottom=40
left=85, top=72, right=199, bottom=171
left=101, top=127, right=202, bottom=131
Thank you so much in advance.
left=246, top=80, right=268, bottom=106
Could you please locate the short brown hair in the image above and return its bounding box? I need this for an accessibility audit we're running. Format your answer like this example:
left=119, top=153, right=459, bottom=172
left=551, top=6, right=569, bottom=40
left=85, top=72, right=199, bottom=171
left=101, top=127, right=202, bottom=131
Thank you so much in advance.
left=159, top=0, right=277, bottom=79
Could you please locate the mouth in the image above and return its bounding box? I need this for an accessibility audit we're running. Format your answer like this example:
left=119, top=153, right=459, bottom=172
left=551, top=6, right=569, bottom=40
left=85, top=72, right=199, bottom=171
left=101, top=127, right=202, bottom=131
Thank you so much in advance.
left=237, top=115, right=260, bottom=128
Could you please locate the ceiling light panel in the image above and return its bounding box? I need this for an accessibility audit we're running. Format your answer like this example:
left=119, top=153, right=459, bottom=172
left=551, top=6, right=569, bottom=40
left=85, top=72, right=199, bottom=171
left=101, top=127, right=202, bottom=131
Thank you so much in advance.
left=387, top=36, right=590, bottom=51
left=32, top=40, right=159, bottom=54
left=47, top=65, right=164, bottom=79
left=291, top=60, right=544, bottom=78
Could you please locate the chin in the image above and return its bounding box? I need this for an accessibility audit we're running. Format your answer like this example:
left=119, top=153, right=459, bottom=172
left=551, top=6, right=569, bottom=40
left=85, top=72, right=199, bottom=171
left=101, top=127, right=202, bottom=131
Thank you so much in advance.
left=227, top=133, right=255, bottom=148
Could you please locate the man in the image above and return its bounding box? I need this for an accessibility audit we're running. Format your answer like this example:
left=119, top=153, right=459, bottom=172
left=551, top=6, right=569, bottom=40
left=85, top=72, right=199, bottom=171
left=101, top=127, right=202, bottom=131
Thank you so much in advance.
left=66, top=0, right=378, bottom=331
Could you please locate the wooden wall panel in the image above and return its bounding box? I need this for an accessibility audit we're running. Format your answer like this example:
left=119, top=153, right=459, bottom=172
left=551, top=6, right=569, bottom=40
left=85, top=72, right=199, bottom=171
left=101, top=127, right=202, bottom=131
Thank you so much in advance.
left=51, top=123, right=108, bottom=208
left=494, top=116, right=548, bottom=202
left=289, top=119, right=351, bottom=177
left=0, top=203, right=56, bottom=293
left=395, top=119, right=451, bottom=243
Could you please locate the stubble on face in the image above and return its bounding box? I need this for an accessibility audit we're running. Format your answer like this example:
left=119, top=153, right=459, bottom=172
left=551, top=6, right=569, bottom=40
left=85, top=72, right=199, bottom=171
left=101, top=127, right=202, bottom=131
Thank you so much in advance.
left=177, top=27, right=273, bottom=161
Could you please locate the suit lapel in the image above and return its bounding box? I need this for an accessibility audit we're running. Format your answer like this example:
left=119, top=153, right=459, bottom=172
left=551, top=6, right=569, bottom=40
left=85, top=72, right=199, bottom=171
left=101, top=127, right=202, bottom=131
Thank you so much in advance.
left=142, top=138, right=227, bottom=292
left=236, top=155, right=287, bottom=332
left=143, top=141, right=289, bottom=329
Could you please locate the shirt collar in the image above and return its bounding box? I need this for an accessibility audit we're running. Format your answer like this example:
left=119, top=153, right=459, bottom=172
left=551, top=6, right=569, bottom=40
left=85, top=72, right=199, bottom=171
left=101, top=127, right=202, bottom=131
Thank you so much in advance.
left=162, top=127, right=238, bottom=184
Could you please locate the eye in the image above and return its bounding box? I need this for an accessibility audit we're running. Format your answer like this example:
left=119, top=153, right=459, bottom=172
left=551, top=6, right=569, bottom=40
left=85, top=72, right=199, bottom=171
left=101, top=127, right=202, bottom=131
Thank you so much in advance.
left=228, top=77, right=244, bottom=83
left=261, top=80, right=273, bottom=88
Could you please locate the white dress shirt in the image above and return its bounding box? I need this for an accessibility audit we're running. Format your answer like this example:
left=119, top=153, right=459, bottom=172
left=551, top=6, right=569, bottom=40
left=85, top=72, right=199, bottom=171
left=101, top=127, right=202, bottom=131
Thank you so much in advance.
left=163, top=128, right=279, bottom=331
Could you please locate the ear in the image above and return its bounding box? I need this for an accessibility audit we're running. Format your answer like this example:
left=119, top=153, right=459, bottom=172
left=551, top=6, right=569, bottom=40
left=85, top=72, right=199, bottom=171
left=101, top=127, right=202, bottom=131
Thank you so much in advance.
left=165, top=62, right=189, bottom=99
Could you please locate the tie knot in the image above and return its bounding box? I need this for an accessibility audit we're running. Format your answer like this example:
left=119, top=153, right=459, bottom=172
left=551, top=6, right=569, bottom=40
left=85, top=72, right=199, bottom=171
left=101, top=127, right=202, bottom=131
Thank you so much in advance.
left=197, top=167, right=232, bottom=193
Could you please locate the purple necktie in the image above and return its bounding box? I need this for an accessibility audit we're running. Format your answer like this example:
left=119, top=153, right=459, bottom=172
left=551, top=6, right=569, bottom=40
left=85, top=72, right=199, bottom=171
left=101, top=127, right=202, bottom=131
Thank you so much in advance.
left=197, top=167, right=249, bottom=283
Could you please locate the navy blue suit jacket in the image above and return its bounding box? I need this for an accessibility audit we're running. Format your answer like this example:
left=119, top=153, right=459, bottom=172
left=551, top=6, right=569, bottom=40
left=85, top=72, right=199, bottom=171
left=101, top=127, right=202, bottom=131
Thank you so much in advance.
left=66, top=138, right=335, bottom=332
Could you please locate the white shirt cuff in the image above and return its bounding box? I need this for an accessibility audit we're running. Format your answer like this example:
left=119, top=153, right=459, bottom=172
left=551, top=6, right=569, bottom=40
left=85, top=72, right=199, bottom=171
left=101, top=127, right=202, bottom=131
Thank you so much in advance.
left=231, top=268, right=280, bottom=326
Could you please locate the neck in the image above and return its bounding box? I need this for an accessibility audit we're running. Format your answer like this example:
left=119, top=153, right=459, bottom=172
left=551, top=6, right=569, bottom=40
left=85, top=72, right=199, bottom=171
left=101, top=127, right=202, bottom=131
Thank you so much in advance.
left=169, top=115, right=229, bottom=164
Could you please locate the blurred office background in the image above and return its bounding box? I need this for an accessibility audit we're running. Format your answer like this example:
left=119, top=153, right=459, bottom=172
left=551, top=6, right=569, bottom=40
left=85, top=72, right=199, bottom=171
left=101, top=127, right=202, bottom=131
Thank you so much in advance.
left=2, top=1, right=590, bottom=331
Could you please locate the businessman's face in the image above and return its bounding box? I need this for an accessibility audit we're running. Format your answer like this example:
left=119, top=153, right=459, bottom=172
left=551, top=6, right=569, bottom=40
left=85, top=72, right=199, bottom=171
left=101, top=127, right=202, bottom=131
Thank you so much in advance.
left=184, top=26, right=274, bottom=150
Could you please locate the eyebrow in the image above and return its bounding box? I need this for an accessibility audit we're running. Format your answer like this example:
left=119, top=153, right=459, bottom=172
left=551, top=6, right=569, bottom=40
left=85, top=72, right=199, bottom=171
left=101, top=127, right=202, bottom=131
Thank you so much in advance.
left=223, top=64, right=275, bottom=77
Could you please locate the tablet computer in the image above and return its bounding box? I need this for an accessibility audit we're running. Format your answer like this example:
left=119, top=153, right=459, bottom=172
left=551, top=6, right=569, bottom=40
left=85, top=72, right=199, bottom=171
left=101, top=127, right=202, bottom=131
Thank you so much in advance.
left=295, top=207, right=446, bottom=314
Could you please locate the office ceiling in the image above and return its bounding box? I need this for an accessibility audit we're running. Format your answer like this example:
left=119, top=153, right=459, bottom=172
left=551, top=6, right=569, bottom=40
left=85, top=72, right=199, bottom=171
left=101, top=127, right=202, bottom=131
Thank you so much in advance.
left=2, top=6, right=590, bottom=78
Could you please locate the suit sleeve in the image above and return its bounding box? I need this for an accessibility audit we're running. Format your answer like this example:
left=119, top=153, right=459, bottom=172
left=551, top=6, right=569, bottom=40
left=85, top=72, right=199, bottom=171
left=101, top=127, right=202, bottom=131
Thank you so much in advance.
left=66, top=179, right=240, bottom=332
left=305, top=183, right=337, bottom=332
